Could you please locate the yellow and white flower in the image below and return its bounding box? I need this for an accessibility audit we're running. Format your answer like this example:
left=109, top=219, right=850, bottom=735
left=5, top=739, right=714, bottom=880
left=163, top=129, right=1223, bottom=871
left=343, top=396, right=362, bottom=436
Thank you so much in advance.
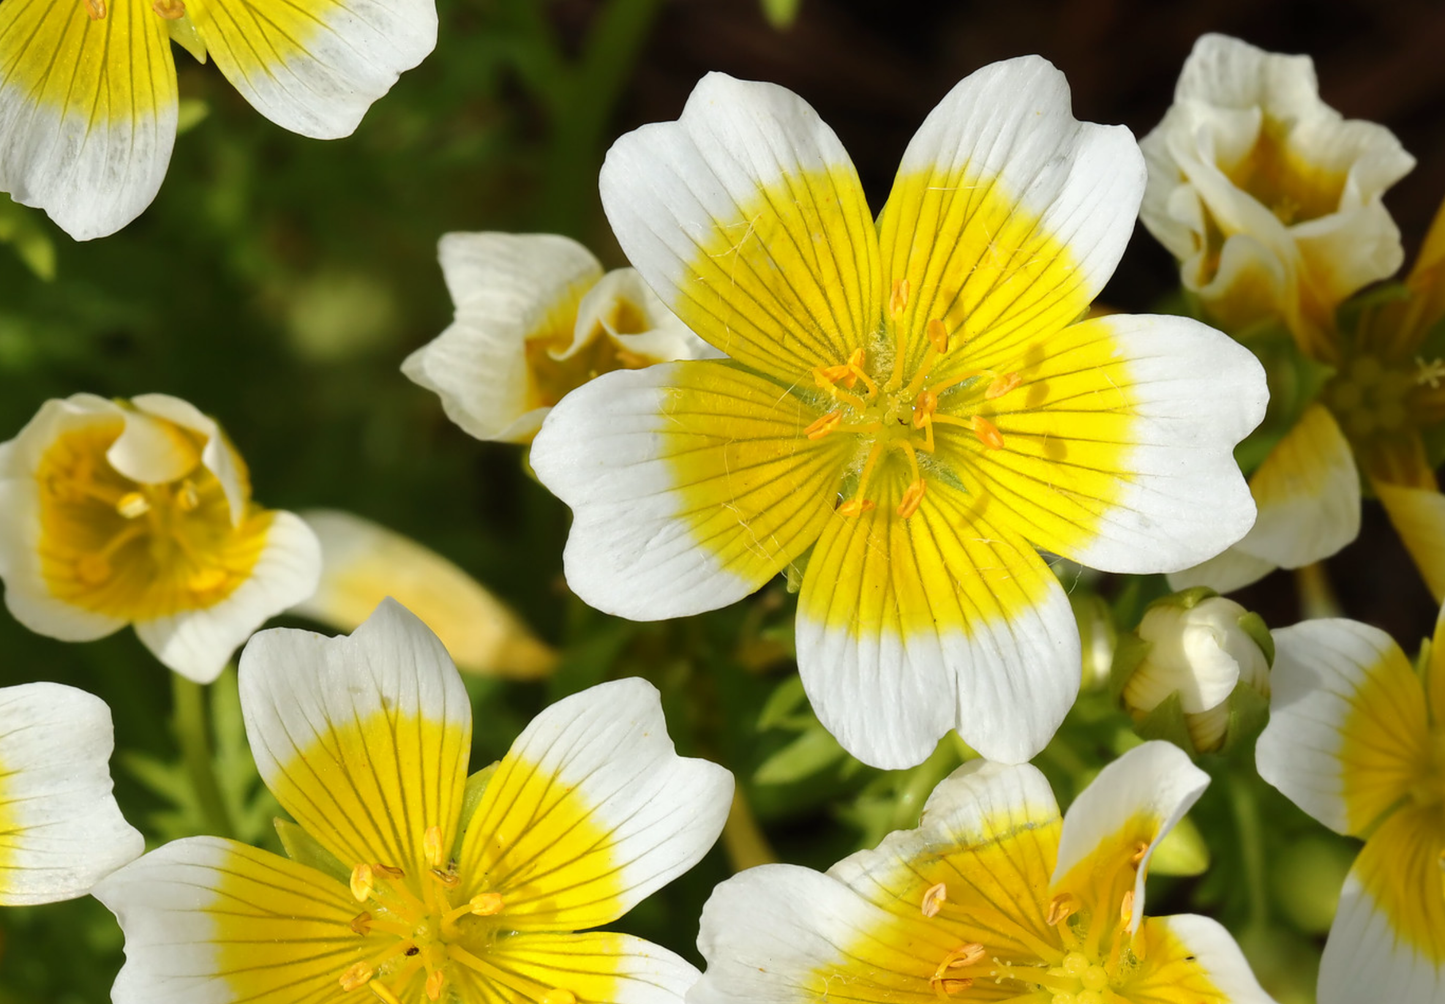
left=692, top=741, right=1271, bottom=1004
left=94, top=599, right=734, bottom=1004
left=531, top=62, right=1268, bottom=769
left=1173, top=194, right=1445, bottom=598
left=0, top=393, right=322, bottom=681
left=0, top=0, right=436, bottom=240
left=1257, top=608, right=1445, bottom=1002
left=1141, top=33, right=1414, bottom=358
left=291, top=508, right=557, bottom=679
left=0, top=682, right=143, bottom=904
left=1121, top=593, right=1271, bottom=752
left=402, top=232, right=720, bottom=444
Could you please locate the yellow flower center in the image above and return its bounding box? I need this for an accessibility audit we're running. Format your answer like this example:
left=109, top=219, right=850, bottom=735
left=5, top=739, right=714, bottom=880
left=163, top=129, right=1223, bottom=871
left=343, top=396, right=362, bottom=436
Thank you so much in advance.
left=805, top=279, right=1017, bottom=520
left=340, top=827, right=576, bottom=1004
left=1224, top=119, right=1346, bottom=228
left=525, top=296, right=657, bottom=409
left=35, top=420, right=267, bottom=619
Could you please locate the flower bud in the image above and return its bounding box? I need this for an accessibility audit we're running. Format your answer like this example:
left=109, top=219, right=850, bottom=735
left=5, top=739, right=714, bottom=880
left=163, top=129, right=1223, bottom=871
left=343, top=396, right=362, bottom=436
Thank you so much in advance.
left=1122, top=593, right=1272, bottom=752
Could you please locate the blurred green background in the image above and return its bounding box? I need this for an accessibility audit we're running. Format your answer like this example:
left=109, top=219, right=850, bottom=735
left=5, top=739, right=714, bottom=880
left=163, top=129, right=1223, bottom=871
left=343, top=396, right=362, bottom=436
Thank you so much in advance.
left=0, top=1, right=1441, bottom=1001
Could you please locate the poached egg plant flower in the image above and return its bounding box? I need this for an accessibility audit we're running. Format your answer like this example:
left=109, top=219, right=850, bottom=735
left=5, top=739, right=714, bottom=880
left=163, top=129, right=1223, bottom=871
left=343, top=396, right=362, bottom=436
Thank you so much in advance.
left=690, top=741, right=1271, bottom=1004
left=0, top=0, right=436, bottom=240
left=403, top=232, right=719, bottom=444
left=1257, top=606, right=1445, bottom=1002
left=0, top=393, right=322, bottom=681
left=531, top=60, right=1268, bottom=769
left=95, top=599, right=734, bottom=1004
left=0, top=682, right=142, bottom=904
left=1140, top=33, right=1414, bottom=359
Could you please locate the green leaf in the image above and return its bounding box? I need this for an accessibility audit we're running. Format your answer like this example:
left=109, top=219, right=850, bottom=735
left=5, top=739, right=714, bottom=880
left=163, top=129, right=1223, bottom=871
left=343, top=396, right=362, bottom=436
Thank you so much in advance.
left=1108, top=633, right=1151, bottom=700
left=1220, top=677, right=1271, bottom=754
left=757, top=674, right=808, bottom=731
left=754, top=726, right=846, bottom=785
left=1235, top=611, right=1275, bottom=667
left=0, top=195, right=56, bottom=281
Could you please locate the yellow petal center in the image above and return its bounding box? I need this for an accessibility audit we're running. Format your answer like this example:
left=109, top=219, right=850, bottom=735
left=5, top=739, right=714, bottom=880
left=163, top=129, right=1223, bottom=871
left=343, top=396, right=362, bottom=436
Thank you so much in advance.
left=35, top=420, right=269, bottom=620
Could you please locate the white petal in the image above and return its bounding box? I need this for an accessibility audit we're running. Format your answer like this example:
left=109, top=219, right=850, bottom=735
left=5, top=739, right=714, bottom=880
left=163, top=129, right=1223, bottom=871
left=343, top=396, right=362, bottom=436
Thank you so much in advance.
left=828, top=759, right=1059, bottom=905
left=1232, top=405, right=1360, bottom=568
left=456, top=677, right=733, bottom=931
left=135, top=509, right=322, bottom=682
left=237, top=598, right=472, bottom=872
left=884, top=55, right=1142, bottom=319
left=0, top=0, right=179, bottom=240
left=1165, top=544, right=1276, bottom=595
left=191, top=0, right=436, bottom=140
left=692, top=864, right=945, bottom=1004
left=569, top=268, right=722, bottom=364
left=0, top=682, right=142, bottom=904
left=1151, top=914, right=1276, bottom=1003
left=402, top=232, right=602, bottom=443
left=129, top=394, right=248, bottom=526
left=1257, top=618, right=1425, bottom=836
left=1053, top=741, right=1209, bottom=932
left=1036, top=313, right=1268, bottom=574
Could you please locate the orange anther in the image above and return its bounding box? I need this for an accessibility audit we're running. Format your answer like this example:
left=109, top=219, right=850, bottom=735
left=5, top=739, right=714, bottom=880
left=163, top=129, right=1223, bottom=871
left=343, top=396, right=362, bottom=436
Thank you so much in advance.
left=972, top=416, right=1005, bottom=451
left=804, top=410, right=844, bottom=440
left=423, top=825, right=445, bottom=869
left=425, top=970, right=446, bottom=1002
left=349, top=864, right=374, bottom=902
left=1046, top=893, right=1076, bottom=926
left=430, top=867, right=460, bottom=888
left=84, top=0, right=107, bottom=18
left=349, top=911, right=372, bottom=936
left=1129, top=840, right=1149, bottom=868
left=890, top=278, right=910, bottom=315
left=837, top=499, right=876, bottom=518
left=470, top=892, right=505, bottom=916
left=985, top=371, right=1021, bottom=400
left=932, top=978, right=973, bottom=996
left=372, top=864, right=404, bottom=880
left=939, top=943, right=985, bottom=970
left=912, top=389, right=938, bottom=429
left=813, top=363, right=858, bottom=392
left=921, top=882, right=947, bottom=918
left=925, top=319, right=949, bottom=354
left=340, top=963, right=374, bottom=992
left=897, top=479, right=926, bottom=519
left=151, top=0, right=185, bottom=17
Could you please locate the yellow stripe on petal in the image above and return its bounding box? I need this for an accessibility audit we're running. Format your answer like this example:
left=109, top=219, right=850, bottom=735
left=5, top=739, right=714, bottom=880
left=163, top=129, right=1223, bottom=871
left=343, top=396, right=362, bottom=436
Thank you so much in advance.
left=797, top=475, right=1078, bottom=766
left=1119, top=917, right=1231, bottom=1003
left=878, top=166, right=1089, bottom=380
left=0, top=0, right=177, bottom=239
left=1336, top=640, right=1432, bottom=834
left=1352, top=805, right=1445, bottom=964
left=460, top=932, right=700, bottom=1004
left=674, top=165, right=878, bottom=381
left=1376, top=481, right=1445, bottom=603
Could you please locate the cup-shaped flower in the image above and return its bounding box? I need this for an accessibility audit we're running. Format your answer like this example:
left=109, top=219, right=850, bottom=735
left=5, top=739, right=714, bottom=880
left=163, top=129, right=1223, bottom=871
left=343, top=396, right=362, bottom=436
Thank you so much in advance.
left=691, top=741, right=1271, bottom=1004
left=1122, top=592, right=1272, bottom=752
left=1140, top=33, right=1414, bottom=358
left=1257, top=607, right=1445, bottom=1002
left=1173, top=194, right=1445, bottom=599
left=0, top=0, right=436, bottom=240
left=403, top=232, right=720, bottom=444
left=0, top=393, right=322, bottom=681
left=0, top=682, right=143, bottom=904
left=531, top=61, right=1268, bottom=769
left=291, top=508, right=557, bottom=679
left=94, top=599, right=735, bottom=1004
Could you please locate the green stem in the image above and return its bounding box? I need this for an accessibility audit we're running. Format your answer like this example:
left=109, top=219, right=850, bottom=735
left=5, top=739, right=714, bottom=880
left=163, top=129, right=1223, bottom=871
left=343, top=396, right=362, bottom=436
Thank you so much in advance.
left=537, top=0, right=667, bottom=236
left=172, top=674, right=235, bottom=838
left=1228, top=772, right=1269, bottom=928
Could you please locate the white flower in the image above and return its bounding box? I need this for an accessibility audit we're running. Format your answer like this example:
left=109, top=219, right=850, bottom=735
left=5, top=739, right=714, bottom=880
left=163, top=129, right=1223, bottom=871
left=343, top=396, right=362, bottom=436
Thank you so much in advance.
left=0, top=682, right=142, bottom=904
left=1140, top=33, right=1414, bottom=354
left=0, top=393, right=321, bottom=681
left=1122, top=594, right=1271, bottom=752
left=403, top=232, right=720, bottom=444
left=94, top=600, right=733, bottom=1004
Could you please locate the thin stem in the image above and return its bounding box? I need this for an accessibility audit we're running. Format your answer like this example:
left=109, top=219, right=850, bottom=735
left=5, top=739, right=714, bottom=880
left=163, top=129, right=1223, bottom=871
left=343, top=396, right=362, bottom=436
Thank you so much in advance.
left=1228, top=773, right=1269, bottom=929
left=172, top=674, right=236, bottom=839
left=721, top=787, right=777, bottom=872
left=1295, top=562, right=1342, bottom=620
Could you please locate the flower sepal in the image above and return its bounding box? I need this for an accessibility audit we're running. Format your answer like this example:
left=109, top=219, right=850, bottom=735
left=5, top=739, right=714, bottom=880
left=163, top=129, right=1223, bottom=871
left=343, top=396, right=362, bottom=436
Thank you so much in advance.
left=274, top=817, right=349, bottom=884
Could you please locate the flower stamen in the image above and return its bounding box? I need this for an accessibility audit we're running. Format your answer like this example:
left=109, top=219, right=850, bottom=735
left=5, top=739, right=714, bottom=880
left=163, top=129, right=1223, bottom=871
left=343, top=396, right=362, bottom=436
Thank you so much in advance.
left=985, top=372, right=1021, bottom=401
left=805, top=411, right=844, bottom=440
left=83, top=0, right=106, bottom=19
left=971, top=416, right=1005, bottom=451
left=151, top=0, right=186, bottom=18
left=890, top=279, right=910, bottom=316
left=921, top=881, right=947, bottom=918
left=340, top=962, right=374, bottom=991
